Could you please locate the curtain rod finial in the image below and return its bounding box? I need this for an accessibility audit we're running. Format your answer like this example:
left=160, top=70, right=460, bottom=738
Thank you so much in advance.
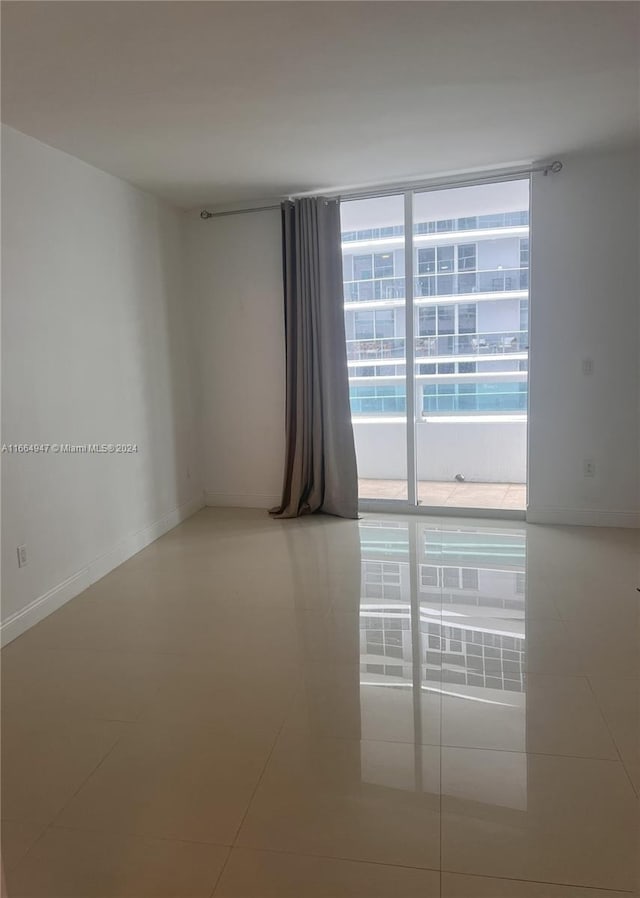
left=200, top=210, right=213, bottom=219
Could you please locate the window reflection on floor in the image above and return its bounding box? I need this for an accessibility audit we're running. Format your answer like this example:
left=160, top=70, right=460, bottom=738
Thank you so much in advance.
left=358, top=517, right=528, bottom=808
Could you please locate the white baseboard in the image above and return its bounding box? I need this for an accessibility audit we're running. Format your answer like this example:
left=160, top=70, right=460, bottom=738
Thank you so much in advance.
left=0, top=492, right=205, bottom=648
left=205, top=491, right=280, bottom=510
left=526, top=506, right=640, bottom=528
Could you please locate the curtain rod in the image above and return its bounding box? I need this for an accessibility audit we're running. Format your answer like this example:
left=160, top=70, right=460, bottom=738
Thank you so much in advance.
left=199, top=160, right=562, bottom=219
left=199, top=203, right=280, bottom=220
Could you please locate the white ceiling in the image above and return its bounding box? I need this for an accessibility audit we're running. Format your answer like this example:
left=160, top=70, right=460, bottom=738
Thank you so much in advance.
left=2, top=1, right=638, bottom=209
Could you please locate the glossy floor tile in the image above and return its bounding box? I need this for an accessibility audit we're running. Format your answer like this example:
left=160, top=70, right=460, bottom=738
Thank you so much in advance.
left=215, top=848, right=441, bottom=897
left=5, top=827, right=229, bottom=898
left=236, top=729, right=442, bottom=870
left=2, top=508, right=638, bottom=897
left=0, top=644, right=187, bottom=722
left=1, top=709, right=125, bottom=825
left=285, top=663, right=441, bottom=745
left=441, top=673, right=619, bottom=758
left=55, top=721, right=272, bottom=844
left=441, top=747, right=638, bottom=891
left=0, top=821, right=45, bottom=873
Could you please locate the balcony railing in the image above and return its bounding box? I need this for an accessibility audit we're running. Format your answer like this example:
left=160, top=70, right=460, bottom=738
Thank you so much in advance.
left=415, top=268, right=528, bottom=297
left=343, top=269, right=528, bottom=302
left=346, top=331, right=528, bottom=363
left=415, top=330, right=528, bottom=358
left=343, top=276, right=405, bottom=302
left=349, top=381, right=528, bottom=415
left=348, top=337, right=405, bottom=362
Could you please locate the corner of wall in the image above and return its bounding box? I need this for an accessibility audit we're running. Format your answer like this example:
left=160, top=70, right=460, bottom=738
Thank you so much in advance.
left=0, top=492, right=205, bottom=648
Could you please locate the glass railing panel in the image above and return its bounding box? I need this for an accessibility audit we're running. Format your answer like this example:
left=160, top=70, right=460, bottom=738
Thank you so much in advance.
left=346, top=331, right=528, bottom=363
left=343, top=276, right=405, bottom=302
left=346, top=338, right=406, bottom=362
left=414, top=331, right=528, bottom=359
left=343, top=269, right=529, bottom=303
left=413, top=268, right=528, bottom=298
left=421, top=381, right=528, bottom=415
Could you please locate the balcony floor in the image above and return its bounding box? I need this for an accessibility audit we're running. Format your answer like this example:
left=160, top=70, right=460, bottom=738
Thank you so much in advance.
left=359, top=479, right=526, bottom=509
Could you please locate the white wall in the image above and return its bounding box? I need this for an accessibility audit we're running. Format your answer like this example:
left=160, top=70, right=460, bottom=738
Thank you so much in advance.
left=1, top=126, right=203, bottom=643
left=353, top=419, right=527, bottom=483
left=528, top=147, right=640, bottom=526
left=186, top=209, right=285, bottom=508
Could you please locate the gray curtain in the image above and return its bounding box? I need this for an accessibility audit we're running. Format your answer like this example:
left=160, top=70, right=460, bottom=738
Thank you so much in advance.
left=270, top=197, right=358, bottom=519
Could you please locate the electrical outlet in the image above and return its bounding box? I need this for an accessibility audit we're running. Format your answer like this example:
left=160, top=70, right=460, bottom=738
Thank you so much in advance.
left=582, top=358, right=594, bottom=375
left=17, top=545, right=28, bottom=568
left=583, top=459, right=596, bottom=478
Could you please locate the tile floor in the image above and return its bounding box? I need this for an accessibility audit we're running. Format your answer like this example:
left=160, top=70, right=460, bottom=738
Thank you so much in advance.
left=1, top=508, right=638, bottom=897
left=359, top=479, right=527, bottom=509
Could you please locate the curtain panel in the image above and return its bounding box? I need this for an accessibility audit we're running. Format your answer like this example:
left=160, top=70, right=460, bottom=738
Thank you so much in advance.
left=271, top=197, right=358, bottom=519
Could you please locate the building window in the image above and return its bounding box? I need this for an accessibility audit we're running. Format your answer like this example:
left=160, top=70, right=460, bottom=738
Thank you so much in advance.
left=354, top=311, right=374, bottom=340
left=437, top=246, right=454, bottom=272
left=418, top=306, right=436, bottom=336
left=375, top=310, right=395, bottom=338
left=461, top=568, right=479, bottom=589
left=374, top=252, right=394, bottom=278
left=519, top=238, right=530, bottom=289
left=457, top=244, right=476, bottom=271
left=365, top=625, right=405, bottom=660
left=416, top=245, right=478, bottom=297
left=417, top=247, right=436, bottom=275
left=457, top=244, right=477, bottom=292
left=457, top=302, right=477, bottom=334
left=352, top=252, right=395, bottom=281
left=353, top=254, right=373, bottom=280
left=420, top=566, right=479, bottom=589
left=437, top=305, right=455, bottom=335
left=354, top=310, right=395, bottom=340
left=363, top=561, right=402, bottom=600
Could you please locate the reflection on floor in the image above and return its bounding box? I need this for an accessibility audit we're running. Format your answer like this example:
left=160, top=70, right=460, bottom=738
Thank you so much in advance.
left=360, top=479, right=527, bottom=509
left=2, top=508, right=638, bottom=897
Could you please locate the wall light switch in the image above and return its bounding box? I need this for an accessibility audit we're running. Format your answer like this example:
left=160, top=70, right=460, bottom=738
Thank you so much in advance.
left=17, top=545, right=28, bottom=567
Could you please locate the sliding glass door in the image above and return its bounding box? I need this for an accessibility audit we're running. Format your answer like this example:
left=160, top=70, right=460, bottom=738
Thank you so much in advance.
left=342, top=178, right=530, bottom=514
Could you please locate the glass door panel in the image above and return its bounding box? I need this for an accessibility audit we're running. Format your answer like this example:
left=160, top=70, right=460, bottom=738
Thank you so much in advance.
left=341, top=195, right=408, bottom=502
left=412, top=181, right=530, bottom=512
